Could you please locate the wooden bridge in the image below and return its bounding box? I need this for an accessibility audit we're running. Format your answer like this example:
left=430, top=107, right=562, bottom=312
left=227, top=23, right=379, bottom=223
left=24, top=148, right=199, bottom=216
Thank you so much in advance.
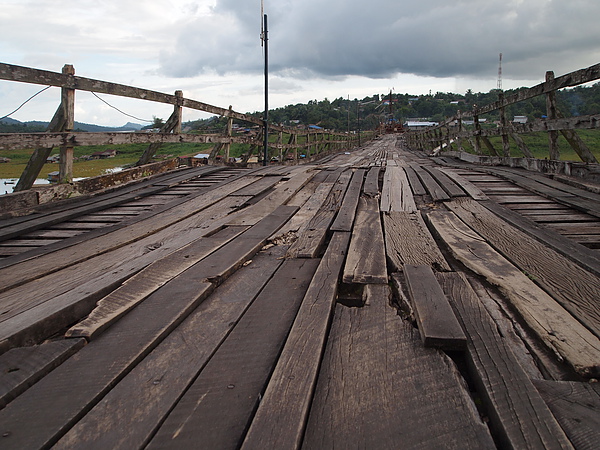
left=1, top=62, right=600, bottom=449
left=0, top=134, right=599, bottom=449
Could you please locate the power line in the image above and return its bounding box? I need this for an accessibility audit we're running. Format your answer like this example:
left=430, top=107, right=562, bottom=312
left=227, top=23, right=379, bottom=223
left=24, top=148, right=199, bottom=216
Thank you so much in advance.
left=91, top=92, right=153, bottom=123
left=0, top=86, right=52, bottom=121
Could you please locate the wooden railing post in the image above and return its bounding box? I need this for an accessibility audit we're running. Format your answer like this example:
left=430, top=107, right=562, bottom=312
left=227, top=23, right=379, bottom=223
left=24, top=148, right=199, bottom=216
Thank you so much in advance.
left=473, top=108, right=482, bottom=155
left=225, top=106, right=233, bottom=160
left=58, top=64, right=75, bottom=183
left=137, top=90, right=183, bottom=166
left=545, top=71, right=560, bottom=160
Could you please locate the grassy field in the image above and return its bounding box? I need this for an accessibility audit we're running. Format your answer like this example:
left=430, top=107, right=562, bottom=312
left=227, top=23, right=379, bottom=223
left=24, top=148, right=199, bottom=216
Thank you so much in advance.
left=0, top=142, right=218, bottom=179
left=0, top=131, right=319, bottom=180
left=455, top=129, right=600, bottom=161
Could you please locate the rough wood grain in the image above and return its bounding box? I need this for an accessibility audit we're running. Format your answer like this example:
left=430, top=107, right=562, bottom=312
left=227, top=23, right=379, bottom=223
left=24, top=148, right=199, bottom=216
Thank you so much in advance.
left=404, top=265, right=466, bottom=350
left=363, top=166, right=380, bottom=197
left=343, top=197, right=387, bottom=284
left=286, top=172, right=351, bottom=258
left=303, top=284, right=495, bottom=449
left=0, top=275, right=215, bottom=449
left=0, top=196, right=250, bottom=351
left=437, top=272, right=574, bottom=450
left=533, top=380, right=600, bottom=450
left=146, top=258, right=319, bottom=450
left=0, top=175, right=258, bottom=293
left=423, top=166, right=467, bottom=197
left=330, top=168, right=365, bottom=231
left=226, top=168, right=314, bottom=226
left=241, top=232, right=351, bottom=450
left=383, top=211, right=451, bottom=272
left=437, top=167, right=489, bottom=200
left=65, top=226, right=247, bottom=340
left=410, top=163, right=450, bottom=201
left=480, top=199, right=600, bottom=277
left=380, top=166, right=416, bottom=212
left=0, top=338, right=85, bottom=409
left=56, top=247, right=302, bottom=450
left=427, top=209, right=600, bottom=377
left=446, top=198, right=600, bottom=338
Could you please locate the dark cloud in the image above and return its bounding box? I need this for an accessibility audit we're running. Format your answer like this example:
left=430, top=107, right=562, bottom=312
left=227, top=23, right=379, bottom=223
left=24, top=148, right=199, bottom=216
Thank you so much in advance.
left=161, top=0, right=600, bottom=81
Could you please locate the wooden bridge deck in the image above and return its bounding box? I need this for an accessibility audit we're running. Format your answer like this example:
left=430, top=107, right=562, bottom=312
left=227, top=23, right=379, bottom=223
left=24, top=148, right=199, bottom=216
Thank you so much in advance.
left=1, top=135, right=599, bottom=449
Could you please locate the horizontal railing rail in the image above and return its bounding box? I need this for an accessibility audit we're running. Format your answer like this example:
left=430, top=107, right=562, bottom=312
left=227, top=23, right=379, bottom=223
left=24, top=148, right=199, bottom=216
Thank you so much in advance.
left=405, top=63, right=600, bottom=164
left=0, top=63, right=371, bottom=191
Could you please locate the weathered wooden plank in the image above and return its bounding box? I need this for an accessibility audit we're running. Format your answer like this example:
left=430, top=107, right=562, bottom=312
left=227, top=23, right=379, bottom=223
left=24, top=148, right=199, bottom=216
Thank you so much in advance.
left=363, top=166, right=380, bottom=197
left=383, top=211, right=451, bottom=271
left=145, top=258, right=319, bottom=450
left=410, top=163, right=450, bottom=201
left=446, top=198, right=600, bottom=339
left=56, top=247, right=307, bottom=450
left=272, top=178, right=337, bottom=239
left=241, top=232, right=351, bottom=449
left=0, top=196, right=251, bottom=352
left=0, top=175, right=259, bottom=293
left=427, top=209, right=600, bottom=377
left=404, top=265, right=466, bottom=350
left=226, top=168, right=314, bottom=226
left=533, top=380, right=600, bottom=450
left=65, top=226, right=247, bottom=340
left=437, top=272, right=574, bottom=450
left=437, top=167, right=489, bottom=200
left=380, top=166, right=403, bottom=212
left=286, top=171, right=351, bottom=258
left=330, top=168, right=365, bottom=231
left=230, top=175, right=282, bottom=196
left=303, top=284, right=495, bottom=449
left=343, top=197, right=387, bottom=284
left=404, top=166, right=427, bottom=195
left=423, top=166, right=467, bottom=197
left=0, top=338, right=85, bottom=409
left=0, top=276, right=215, bottom=449
left=481, top=200, right=600, bottom=276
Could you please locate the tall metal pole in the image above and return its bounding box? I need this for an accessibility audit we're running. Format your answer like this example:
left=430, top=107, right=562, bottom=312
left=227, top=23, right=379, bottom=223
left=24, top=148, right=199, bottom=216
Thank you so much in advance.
left=263, top=14, right=269, bottom=166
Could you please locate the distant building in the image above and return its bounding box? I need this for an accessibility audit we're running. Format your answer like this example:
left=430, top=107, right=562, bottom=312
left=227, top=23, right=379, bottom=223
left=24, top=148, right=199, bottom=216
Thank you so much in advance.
left=403, top=121, right=439, bottom=130
left=513, top=116, right=528, bottom=124
left=91, top=149, right=117, bottom=159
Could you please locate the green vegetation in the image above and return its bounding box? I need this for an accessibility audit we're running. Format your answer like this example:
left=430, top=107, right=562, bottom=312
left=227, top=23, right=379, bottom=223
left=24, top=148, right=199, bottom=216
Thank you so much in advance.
left=2, top=81, right=599, bottom=179
left=453, top=129, right=600, bottom=161
left=0, top=142, right=214, bottom=179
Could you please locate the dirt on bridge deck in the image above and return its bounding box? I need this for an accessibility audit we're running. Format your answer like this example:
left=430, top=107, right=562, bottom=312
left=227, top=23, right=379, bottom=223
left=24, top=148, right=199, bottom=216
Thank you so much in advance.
left=0, top=135, right=599, bottom=449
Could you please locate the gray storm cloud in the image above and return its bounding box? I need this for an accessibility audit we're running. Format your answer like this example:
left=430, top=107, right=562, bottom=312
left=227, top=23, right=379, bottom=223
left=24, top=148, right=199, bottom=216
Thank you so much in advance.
left=161, top=0, right=600, bottom=81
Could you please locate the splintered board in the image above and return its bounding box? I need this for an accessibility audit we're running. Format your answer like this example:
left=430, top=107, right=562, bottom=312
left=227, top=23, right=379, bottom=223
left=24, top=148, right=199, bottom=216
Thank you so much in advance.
left=427, top=209, right=600, bottom=378
left=303, top=284, right=494, bottom=449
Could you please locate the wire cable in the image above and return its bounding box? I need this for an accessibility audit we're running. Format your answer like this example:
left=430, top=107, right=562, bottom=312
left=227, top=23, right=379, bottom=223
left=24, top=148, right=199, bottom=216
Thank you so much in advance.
left=0, top=86, right=52, bottom=121
left=91, top=92, right=153, bottom=123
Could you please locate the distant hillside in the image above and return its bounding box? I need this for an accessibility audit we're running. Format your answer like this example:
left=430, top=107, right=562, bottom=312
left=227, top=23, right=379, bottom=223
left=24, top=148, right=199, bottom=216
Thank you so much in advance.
left=0, top=119, right=144, bottom=133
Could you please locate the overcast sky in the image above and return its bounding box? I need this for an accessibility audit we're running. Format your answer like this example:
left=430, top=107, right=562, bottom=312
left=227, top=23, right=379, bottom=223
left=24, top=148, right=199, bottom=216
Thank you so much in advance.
left=2, top=0, right=599, bottom=126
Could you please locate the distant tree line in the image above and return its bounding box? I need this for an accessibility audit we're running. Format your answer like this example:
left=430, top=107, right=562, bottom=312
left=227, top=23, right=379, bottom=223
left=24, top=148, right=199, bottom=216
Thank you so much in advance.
left=184, top=82, right=600, bottom=133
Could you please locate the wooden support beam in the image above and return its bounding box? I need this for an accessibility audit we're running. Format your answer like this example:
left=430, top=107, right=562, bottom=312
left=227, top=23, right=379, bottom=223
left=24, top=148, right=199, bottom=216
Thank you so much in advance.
left=58, top=64, right=75, bottom=183
left=546, top=71, right=560, bottom=160
left=137, top=90, right=183, bottom=166
left=404, top=264, right=467, bottom=350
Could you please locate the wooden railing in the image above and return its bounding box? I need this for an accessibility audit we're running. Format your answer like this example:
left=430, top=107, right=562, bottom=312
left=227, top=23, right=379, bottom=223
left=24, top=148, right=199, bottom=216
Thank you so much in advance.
left=404, top=63, right=600, bottom=165
left=0, top=63, right=370, bottom=191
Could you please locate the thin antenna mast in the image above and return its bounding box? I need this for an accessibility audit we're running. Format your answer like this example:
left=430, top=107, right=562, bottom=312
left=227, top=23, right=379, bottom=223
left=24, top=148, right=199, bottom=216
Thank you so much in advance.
left=260, top=0, right=265, bottom=46
left=497, top=52, right=503, bottom=91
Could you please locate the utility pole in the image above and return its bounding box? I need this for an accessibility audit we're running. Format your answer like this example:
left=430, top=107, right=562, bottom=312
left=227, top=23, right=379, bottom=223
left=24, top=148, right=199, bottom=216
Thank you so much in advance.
left=262, top=13, right=269, bottom=166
